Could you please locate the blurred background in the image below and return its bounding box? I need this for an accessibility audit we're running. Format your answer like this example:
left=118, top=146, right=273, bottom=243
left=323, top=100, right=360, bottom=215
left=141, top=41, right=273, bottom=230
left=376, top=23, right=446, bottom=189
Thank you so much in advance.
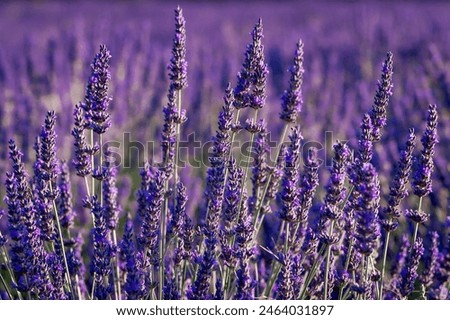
left=0, top=1, right=448, bottom=232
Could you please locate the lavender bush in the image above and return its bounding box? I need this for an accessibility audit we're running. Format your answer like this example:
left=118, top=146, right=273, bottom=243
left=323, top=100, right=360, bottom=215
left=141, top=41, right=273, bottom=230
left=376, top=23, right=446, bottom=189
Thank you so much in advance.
left=0, top=1, right=449, bottom=300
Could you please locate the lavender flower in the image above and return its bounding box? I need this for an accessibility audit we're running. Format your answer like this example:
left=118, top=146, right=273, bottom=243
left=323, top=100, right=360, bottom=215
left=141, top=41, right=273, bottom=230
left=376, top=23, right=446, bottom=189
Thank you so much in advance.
left=399, top=237, right=424, bottom=298
left=420, top=232, right=439, bottom=289
left=369, top=52, right=393, bottom=141
left=298, top=147, right=320, bottom=230
left=280, top=40, right=304, bottom=123
left=168, top=181, right=187, bottom=239
left=233, top=19, right=268, bottom=110
left=168, top=6, right=187, bottom=91
left=412, top=104, right=438, bottom=197
left=358, top=114, right=374, bottom=164
left=57, top=161, right=75, bottom=230
left=34, top=111, right=59, bottom=240
left=161, top=87, right=178, bottom=178
left=278, top=126, right=302, bottom=222
left=353, top=162, right=381, bottom=256
left=121, top=215, right=145, bottom=299
left=8, top=139, right=53, bottom=298
left=381, top=129, right=416, bottom=232
left=276, top=251, right=294, bottom=299
left=138, top=164, right=165, bottom=267
left=82, top=44, right=112, bottom=135
left=90, top=196, right=114, bottom=299
left=71, top=103, right=92, bottom=177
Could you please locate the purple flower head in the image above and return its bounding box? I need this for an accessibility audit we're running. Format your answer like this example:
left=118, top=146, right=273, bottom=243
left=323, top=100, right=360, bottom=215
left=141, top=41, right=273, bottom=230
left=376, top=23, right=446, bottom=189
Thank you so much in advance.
left=278, top=126, right=302, bottom=222
left=234, top=259, right=254, bottom=300
left=168, top=181, right=187, bottom=239
left=405, top=209, right=429, bottom=224
left=399, top=237, right=424, bottom=298
left=121, top=214, right=145, bottom=299
left=325, top=141, right=351, bottom=208
left=358, top=114, right=374, bottom=164
left=354, top=162, right=381, bottom=256
left=420, top=232, right=439, bottom=288
left=138, top=164, right=165, bottom=266
left=381, top=129, right=416, bottom=232
left=233, top=19, right=268, bottom=110
left=90, top=195, right=115, bottom=299
left=280, top=40, right=304, bottom=123
left=276, top=251, right=294, bottom=300
left=71, top=103, right=92, bottom=177
left=57, top=161, right=75, bottom=229
left=168, top=6, right=187, bottom=91
left=412, top=104, right=438, bottom=198
left=83, top=44, right=112, bottom=134
left=212, top=84, right=235, bottom=162
left=8, top=140, right=53, bottom=297
left=298, top=147, right=320, bottom=227
left=38, top=110, right=58, bottom=182
left=222, top=157, right=243, bottom=238
left=161, top=86, right=178, bottom=178
left=370, top=52, right=393, bottom=141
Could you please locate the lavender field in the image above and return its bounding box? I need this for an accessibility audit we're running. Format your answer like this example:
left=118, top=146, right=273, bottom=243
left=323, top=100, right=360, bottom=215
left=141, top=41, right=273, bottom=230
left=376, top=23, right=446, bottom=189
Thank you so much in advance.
left=0, top=0, right=449, bottom=300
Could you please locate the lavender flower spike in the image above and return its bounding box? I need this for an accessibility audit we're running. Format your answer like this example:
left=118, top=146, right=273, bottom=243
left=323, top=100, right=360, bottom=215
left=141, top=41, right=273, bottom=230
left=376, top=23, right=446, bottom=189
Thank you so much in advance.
left=381, top=129, right=416, bottom=232
left=370, top=52, right=393, bottom=141
left=280, top=40, right=304, bottom=123
left=57, top=161, right=75, bottom=230
left=83, top=44, right=112, bottom=135
left=168, top=6, right=187, bottom=91
left=412, top=104, right=438, bottom=198
left=399, top=237, right=424, bottom=298
left=354, top=162, right=381, bottom=256
left=72, top=103, right=91, bottom=177
left=233, top=19, right=268, bottom=110
left=278, top=126, right=302, bottom=222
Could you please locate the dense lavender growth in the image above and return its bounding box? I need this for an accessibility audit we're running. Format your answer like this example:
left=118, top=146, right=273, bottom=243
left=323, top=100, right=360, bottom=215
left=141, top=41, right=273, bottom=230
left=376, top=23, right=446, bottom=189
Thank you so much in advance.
left=0, top=2, right=448, bottom=300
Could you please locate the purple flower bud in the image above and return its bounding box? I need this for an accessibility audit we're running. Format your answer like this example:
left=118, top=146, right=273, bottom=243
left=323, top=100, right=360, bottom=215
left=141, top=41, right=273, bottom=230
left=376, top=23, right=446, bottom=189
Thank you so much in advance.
left=121, top=215, right=145, bottom=299
left=421, top=232, right=439, bottom=288
left=72, top=103, right=91, bottom=177
left=83, top=44, right=112, bottom=134
left=399, top=237, right=424, bottom=298
left=381, top=129, right=416, bottom=232
left=370, top=52, right=393, bottom=141
left=280, top=40, right=304, bottom=123
left=234, top=19, right=268, bottom=110
left=354, top=163, right=381, bottom=256
left=412, top=104, right=438, bottom=197
left=168, top=6, right=187, bottom=91
left=278, top=126, right=302, bottom=222
left=57, top=161, right=75, bottom=230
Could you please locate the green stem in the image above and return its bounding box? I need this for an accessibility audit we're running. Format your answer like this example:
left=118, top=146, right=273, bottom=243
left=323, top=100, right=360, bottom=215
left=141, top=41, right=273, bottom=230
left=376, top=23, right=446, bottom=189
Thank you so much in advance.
left=0, top=272, right=12, bottom=300
left=50, top=182, right=75, bottom=298
left=1, top=248, right=22, bottom=299
left=379, top=231, right=391, bottom=300
left=323, top=221, right=335, bottom=300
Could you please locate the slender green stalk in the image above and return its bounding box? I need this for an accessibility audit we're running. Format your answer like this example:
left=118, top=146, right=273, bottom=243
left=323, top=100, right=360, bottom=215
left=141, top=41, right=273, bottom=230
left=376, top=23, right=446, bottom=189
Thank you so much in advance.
left=379, top=231, right=391, bottom=299
left=0, top=272, right=12, bottom=299
left=49, top=182, right=75, bottom=298
left=1, top=247, right=22, bottom=299
left=323, top=221, right=335, bottom=299
left=412, top=196, right=423, bottom=245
